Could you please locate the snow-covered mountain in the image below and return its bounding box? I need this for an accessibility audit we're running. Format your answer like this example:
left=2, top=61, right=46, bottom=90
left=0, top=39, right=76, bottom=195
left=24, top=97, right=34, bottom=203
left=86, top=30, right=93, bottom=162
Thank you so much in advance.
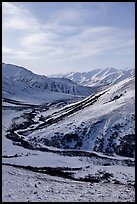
left=51, top=67, right=134, bottom=87
left=6, top=75, right=135, bottom=158
left=2, top=63, right=94, bottom=104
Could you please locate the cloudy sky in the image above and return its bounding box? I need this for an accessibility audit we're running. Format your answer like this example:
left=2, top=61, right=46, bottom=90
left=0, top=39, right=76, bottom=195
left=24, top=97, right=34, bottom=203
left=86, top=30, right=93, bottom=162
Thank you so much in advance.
left=2, top=2, right=135, bottom=75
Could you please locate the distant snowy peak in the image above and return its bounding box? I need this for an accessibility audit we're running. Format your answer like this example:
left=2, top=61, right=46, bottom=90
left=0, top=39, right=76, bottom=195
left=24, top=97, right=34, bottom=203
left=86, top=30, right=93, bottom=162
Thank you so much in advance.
left=51, top=67, right=134, bottom=87
left=2, top=63, right=93, bottom=98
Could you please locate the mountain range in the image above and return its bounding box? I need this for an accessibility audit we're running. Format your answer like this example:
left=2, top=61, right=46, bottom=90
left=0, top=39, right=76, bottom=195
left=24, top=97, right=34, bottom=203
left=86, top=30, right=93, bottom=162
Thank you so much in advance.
left=51, top=67, right=134, bottom=87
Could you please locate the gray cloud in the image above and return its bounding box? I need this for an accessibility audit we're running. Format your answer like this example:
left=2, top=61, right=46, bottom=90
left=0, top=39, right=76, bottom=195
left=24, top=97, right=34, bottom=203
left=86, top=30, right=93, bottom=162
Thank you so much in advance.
left=2, top=2, right=135, bottom=75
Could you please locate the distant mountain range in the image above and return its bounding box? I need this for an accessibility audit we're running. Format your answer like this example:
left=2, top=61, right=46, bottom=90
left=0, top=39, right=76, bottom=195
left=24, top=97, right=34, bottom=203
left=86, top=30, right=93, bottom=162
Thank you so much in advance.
left=51, top=67, right=134, bottom=87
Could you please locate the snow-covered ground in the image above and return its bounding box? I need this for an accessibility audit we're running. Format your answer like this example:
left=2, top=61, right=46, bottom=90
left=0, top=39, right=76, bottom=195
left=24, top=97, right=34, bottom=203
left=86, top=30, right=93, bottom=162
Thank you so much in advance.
left=2, top=165, right=135, bottom=202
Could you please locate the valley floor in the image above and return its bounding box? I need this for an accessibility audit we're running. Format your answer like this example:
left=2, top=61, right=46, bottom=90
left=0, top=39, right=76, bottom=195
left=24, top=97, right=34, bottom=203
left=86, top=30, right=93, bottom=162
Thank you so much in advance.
left=2, top=165, right=135, bottom=202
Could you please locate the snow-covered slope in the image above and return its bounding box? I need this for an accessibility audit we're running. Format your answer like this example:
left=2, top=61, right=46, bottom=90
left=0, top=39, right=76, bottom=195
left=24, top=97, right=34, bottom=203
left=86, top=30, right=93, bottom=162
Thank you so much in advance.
left=2, top=63, right=135, bottom=202
left=2, top=63, right=93, bottom=104
left=51, top=67, right=134, bottom=87
left=6, top=76, right=135, bottom=158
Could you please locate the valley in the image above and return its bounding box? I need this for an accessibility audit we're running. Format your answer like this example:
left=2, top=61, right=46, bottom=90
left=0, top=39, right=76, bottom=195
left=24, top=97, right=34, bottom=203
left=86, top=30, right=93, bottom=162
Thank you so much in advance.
left=2, top=63, right=135, bottom=202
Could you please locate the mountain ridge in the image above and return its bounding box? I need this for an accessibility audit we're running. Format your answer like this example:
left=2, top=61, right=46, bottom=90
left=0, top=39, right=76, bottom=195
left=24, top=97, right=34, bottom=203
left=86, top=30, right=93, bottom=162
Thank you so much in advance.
left=50, top=67, right=134, bottom=87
